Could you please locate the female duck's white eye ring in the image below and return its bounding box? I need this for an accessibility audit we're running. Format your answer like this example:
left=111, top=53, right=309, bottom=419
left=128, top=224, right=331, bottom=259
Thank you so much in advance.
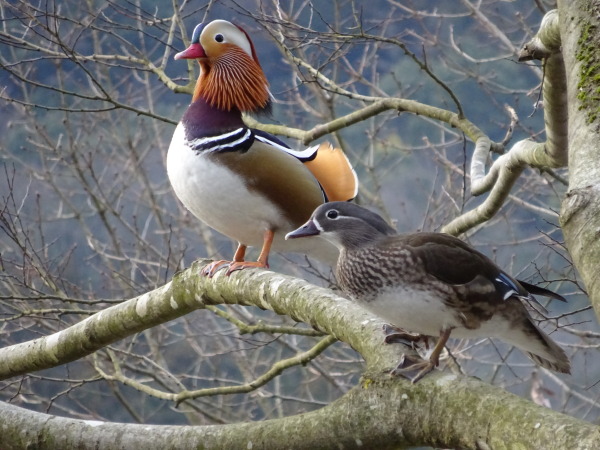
left=326, top=209, right=339, bottom=219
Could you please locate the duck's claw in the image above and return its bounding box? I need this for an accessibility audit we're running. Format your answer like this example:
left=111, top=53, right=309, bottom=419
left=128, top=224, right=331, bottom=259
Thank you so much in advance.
left=225, top=260, right=269, bottom=276
left=382, top=324, right=426, bottom=348
left=390, top=354, right=437, bottom=383
left=202, top=260, right=231, bottom=277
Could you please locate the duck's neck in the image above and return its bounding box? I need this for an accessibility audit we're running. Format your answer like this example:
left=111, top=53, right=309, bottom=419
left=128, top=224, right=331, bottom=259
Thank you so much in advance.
left=182, top=98, right=245, bottom=140
left=340, top=227, right=387, bottom=252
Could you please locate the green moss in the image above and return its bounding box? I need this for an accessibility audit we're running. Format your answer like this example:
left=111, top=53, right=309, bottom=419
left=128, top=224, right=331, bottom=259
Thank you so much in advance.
left=575, top=12, right=600, bottom=125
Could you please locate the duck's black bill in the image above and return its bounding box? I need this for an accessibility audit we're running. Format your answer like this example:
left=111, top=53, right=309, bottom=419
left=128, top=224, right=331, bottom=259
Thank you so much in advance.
left=285, top=220, right=320, bottom=239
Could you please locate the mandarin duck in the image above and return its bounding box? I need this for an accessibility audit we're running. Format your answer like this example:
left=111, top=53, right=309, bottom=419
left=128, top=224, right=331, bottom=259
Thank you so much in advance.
left=167, top=20, right=357, bottom=276
left=286, top=202, right=570, bottom=382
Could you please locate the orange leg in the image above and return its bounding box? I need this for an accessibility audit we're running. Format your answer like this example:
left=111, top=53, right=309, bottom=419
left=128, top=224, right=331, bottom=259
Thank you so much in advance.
left=225, top=229, right=273, bottom=275
left=232, top=244, right=247, bottom=262
left=203, top=244, right=247, bottom=277
left=390, top=327, right=452, bottom=383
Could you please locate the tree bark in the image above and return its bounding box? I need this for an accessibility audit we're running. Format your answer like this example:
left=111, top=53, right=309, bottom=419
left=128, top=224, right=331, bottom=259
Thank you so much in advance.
left=558, top=0, right=600, bottom=321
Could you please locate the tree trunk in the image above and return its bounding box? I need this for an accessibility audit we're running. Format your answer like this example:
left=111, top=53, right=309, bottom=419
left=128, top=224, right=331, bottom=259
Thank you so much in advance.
left=559, top=0, right=600, bottom=321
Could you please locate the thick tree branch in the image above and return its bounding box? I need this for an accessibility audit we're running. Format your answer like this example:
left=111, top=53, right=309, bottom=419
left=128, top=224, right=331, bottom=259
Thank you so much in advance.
left=0, top=260, right=401, bottom=380
left=1, top=370, right=596, bottom=449
left=245, top=98, right=492, bottom=148
left=0, top=261, right=593, bottom=448
left=518, top=10, right=561, bottom=62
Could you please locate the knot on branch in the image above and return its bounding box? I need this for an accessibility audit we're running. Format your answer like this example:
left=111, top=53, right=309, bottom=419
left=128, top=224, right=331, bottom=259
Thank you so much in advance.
left=519, top=10, right=560, bottom=61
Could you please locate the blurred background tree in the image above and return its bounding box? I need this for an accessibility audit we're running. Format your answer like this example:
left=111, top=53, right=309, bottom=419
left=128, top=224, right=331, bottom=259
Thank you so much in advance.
left=0, top=0, right=598, bottom=447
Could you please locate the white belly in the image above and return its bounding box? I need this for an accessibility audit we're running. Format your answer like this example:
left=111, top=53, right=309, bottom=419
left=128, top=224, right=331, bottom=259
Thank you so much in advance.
left=167, top=125, right=284, bottom=247
left=360, top=286, right=511, bottom=339
left=166, top=124, right=338, bottom=262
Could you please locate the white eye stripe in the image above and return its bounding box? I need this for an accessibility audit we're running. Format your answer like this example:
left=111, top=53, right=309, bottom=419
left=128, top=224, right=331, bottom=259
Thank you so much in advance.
left=312, top=219, right=325, bottom=232
left=199, top=20, right=253, bottom=59
left=327, top=211, right=356, bottom=221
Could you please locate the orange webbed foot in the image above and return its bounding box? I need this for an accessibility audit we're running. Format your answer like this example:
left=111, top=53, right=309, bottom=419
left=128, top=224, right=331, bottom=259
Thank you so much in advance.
left=225, top=260, right=269, bottom=276
left=202, top=260, right=231, bottom=278
left=203, top=234, right=272, bottom=277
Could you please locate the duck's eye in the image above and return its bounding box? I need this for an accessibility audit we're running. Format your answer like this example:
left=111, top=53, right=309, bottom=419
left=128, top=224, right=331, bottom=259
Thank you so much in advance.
left=214, top=34, right=224, bottom=43
left=326, top=209, right=339, bottom=219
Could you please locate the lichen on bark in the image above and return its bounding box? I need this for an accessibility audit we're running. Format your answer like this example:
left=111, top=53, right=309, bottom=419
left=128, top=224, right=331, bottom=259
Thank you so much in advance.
left=574, top=4, right=600, bottom=125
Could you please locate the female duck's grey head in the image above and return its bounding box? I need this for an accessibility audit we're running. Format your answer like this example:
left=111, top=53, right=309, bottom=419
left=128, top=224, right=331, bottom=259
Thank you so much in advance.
left=285, top=202, right=396, bottom=250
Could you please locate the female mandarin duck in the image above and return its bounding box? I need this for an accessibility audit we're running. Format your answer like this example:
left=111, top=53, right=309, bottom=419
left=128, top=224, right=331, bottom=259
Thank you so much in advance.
left=168, top=20, right=358, bottom=276
left=287, top=202, right=570, bottom=382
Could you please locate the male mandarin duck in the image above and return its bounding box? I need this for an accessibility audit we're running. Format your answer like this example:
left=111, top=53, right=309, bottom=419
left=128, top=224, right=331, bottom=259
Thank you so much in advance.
left=286, top=202, right=570, bottom=382
left=168, top=20, right=358, bottom=275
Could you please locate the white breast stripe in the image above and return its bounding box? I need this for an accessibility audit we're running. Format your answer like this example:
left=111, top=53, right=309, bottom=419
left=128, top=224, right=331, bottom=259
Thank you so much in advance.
left=186, top=128, right=253, bottom=153
left=210, top=128, right=252, bottom=152
left=187, top=127, right=245, bottom=149
left=186, top=127, right=320, bottom=158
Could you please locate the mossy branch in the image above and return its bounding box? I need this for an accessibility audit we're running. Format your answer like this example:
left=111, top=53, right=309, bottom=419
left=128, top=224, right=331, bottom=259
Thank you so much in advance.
left=1, top=364, right=597, bottom=449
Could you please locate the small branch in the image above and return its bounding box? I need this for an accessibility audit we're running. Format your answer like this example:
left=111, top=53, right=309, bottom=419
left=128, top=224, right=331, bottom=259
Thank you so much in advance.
left=93, top=336, right=336, bottom=404
left=246, top=98, right=493, bottom=148
left=175, top=335, right=336, bottom=404
left=205, top=305, right=324, bottom=336
left=0, top=308, right=94, bottom=323
left=359, top=33, right=465, bottom=118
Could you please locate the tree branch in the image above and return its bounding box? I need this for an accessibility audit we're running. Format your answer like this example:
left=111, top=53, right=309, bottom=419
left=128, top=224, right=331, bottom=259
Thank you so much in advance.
left=245, top=98, right=492, bottom=148
left=93, top=336, right=336, bottom=404
left=0, top=260, right=400, bottom=380
left=1, top=370, right=596, bottom=449
left=205, top=304, right=325, bottom=336
left=0, top=260, right=594, bottom=448
left=442, top=9, right=568, bottom=236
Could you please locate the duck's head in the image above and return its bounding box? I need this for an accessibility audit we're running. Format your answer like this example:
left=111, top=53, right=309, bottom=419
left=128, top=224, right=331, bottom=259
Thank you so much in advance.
left=286, top=202, right=396, bottom=250
left=176, top=20, right=271, bottom=113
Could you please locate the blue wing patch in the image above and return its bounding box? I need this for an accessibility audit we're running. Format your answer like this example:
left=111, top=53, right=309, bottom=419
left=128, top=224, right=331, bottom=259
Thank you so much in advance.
left=494, top=273, right=522, bottom=301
